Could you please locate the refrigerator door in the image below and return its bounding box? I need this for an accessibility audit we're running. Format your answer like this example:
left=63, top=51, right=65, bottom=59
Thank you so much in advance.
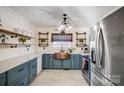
left=90, top=22, right=105, bottom=77
left=91, top=68, right=105, bottom=86
left=96, top=28, right=105, bottom=69
left=104, top=78, right=116, bottom=86
left=101, top=7, right=124, bottom=85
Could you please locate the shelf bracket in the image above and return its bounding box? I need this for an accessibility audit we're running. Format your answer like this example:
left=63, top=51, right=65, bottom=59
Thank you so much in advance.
left=26, top=45, right=30, bottom=47
left=11, top=34, right=17, bottom=38
left=10, top=44, right=17, bottom=48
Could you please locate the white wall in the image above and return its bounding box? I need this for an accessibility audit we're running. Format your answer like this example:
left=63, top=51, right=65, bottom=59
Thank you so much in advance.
left=0, top=7, right=36, bottom=61
left=35, top=27, right=90, bottom=54
left=0, top=6, right=90, bottom=61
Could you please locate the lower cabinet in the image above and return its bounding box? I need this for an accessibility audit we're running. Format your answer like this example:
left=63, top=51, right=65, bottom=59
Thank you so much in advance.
left=7, top=62, right=29, bottom=86
left=42, top=54, right=82, bottom=69
left=72, top=54, right=82, bottom=69
left=0, top=73, right=6, bottom=86
left=53, top=59, right=62, bottom=68
left=15, top=75, right=29, bottom=86
left=42, top=54, right=52, bottom=69
left=6, top=57, right=37, bottom=86
left=29, top=58, right=37, bottom=82
left=62, top=60, right=72, bottom=69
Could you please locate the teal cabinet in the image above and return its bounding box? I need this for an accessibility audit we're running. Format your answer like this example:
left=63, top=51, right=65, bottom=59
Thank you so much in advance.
left=7, top=62, right=29, bottom=86
left=15, top=75, right=29, bottom=86
left=0, top=73, right=6, bottom=86
left=62, top=59, right=72, bottom=69
left=42, top=54, right=82, bottom=69
left=29, top=58, right=37, bottom=82
left=53, top=59, right=62, bottom=68
left=72, top=54, right=82, bottom=69
left=42, top=54, right=52, bottom=68
left=6, top=58, right=37, bottom=86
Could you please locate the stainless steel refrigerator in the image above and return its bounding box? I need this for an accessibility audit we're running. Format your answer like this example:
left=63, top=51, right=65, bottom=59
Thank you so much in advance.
left=90, top=7, right=124, bottom=86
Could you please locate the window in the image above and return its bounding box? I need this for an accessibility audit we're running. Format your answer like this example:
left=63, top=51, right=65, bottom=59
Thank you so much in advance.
left=51, top=33, right=73, bottom=48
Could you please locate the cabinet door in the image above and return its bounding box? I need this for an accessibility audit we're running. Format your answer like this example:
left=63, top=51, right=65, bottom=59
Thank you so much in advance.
left=62, top=59, right=72, bottom=69
left=72, top=54, right=81, bottom=69
left=7, top=62, right=29, bottom=85
left=42, top=54, right=52, bottom=69
left=0, top=73, right=6, bottom=86
left=42, top=54, right=49, bottom=68
left=48, top=54, right=53, bottom=68
left=53, top=59, right=62, bottom=68
left=29, top=58, right=37, bottom=82
left=15, top=75, right=29, bottom=86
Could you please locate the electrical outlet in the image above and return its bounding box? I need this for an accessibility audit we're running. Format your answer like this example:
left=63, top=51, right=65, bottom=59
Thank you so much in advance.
left=27, top=47, right=29, bottom=51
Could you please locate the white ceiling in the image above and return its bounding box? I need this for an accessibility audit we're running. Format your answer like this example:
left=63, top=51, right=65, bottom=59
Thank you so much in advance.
left=10, top=6, right=121, bottom=28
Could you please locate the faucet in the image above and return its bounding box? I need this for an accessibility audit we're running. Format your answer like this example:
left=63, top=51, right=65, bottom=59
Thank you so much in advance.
left=60, top=46, right=64, bottom=52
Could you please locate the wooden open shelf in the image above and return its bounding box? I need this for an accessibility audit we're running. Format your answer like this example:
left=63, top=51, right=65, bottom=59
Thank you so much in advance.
left=0, top=43, right=35, bottom=48
left=76, top=32, right=87, bottom=47
left=0, top=28, right=34, bottom=39
left=38, top=32, right=49, bottom=49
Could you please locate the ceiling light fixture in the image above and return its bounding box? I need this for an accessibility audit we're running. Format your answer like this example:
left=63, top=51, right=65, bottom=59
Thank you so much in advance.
left=57, top=13, right=72, bottom=33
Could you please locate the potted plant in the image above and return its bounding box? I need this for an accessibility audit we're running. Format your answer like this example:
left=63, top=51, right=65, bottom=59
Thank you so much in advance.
left=68, top=47, right=75, bottom=53
left=40, top=38, right=46, bottom=42
left=0, top=34, right=9, bottom=43
left=79, top=38, right=84, bottom=44
left=18, top=37, right=27, bottom=44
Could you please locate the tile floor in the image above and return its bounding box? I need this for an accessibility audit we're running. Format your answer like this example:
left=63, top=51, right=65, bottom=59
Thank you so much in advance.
left=30, top=69, right=88, bottom=86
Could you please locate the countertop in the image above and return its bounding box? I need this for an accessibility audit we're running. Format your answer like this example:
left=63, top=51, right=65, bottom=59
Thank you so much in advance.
left=0, top=52, right=90, bottom=74
left=0, top=52, right=42, bottom=74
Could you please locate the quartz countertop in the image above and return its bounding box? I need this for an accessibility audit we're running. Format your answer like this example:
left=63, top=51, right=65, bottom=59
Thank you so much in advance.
left=0, top=52, right=42, bottom=74
left=0, top=52, right=90, bottom=74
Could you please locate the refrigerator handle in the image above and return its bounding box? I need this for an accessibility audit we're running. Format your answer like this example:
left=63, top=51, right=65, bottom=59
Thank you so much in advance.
left=95, top=27, right=99, bottom=68
left=97, top=28, right=104, bottom=68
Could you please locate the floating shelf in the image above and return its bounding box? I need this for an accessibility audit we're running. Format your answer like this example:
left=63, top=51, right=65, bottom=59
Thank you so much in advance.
left=76, top=32, right=87, bottom=47
left=38, top=32, right=49, bottom=49
left=0, top=28, right=34, bottom=39
left=38, top=38, right=48, bottom=40
left=0, top=43, right=35, bottom=48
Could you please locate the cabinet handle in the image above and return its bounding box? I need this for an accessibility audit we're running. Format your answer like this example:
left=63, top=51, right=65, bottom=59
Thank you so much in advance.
left=18, top=68, right=24, bottom=72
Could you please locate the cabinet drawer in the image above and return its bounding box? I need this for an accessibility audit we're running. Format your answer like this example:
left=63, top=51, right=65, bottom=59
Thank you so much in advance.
left=0, top=73, right=6, bottom=86
left=15, top=75, right=29, bottom=86
left=7, top=63, right=29, bottom=85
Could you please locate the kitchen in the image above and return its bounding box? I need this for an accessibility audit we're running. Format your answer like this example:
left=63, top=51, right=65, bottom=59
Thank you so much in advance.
left=0, top=6, right=123, bottom=86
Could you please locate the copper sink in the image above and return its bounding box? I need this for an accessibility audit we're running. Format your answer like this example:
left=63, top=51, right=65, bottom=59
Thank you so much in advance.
left=54, top=52, right=71, bottom=60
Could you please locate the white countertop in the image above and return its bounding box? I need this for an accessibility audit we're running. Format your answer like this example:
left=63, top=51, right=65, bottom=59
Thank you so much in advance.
left=0, top=52, right=90, bottom=74
left=0, top=52, right=42, bottom=74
